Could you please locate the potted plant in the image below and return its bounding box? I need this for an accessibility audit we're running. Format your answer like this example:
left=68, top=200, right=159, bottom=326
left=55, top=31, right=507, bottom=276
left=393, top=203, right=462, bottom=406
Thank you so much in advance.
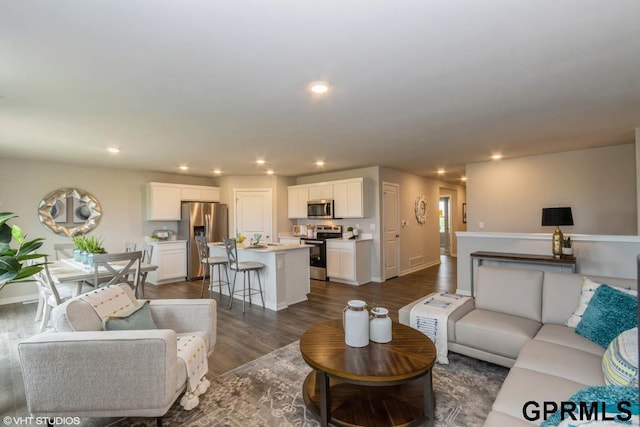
left=84, top=236, right=106, bottom=266
left=71, top=235, right=87, bottom=261
left=0, top=212, right=46, bottom=292
left=562, top=237, right=573, bottom=257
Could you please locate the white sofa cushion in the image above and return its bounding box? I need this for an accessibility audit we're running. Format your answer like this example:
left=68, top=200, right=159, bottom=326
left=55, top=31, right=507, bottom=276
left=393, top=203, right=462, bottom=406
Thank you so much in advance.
left=455, top=309, right=541, bottom=359
left=475, top=266, right=544, bottom=322
left=533, top=324, right=605, bottom=357
left=541, top=271, right=583, bottom=325
left=514, top=340, right=604, bottom=385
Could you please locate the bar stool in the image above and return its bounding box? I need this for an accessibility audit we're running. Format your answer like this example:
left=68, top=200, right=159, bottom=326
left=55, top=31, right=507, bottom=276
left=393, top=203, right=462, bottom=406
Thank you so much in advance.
left=195, top=236, right=230, bottom=299
left=223, top=238, right=265, bottom=313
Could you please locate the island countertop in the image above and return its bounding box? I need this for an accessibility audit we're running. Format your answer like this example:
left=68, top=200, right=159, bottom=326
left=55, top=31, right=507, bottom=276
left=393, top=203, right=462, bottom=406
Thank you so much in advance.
left=208, top=242, right=310, bottom=311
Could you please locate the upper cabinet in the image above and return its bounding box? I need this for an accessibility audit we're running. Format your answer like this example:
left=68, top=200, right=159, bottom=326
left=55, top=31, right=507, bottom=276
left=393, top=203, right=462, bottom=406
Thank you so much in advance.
left=308, top=184, right=333, bottom=201
left=287, top=178, right=371, bottom=219
left=333, top=178, right=370, bottom=218
left=146, top=182, right=220, bottom=221
left=288, top=185, right=309, bottom=219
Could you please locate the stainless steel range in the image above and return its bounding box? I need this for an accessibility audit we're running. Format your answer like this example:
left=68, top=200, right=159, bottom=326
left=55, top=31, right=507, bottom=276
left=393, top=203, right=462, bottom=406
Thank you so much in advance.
left=300, top=225, right=342, bottom=281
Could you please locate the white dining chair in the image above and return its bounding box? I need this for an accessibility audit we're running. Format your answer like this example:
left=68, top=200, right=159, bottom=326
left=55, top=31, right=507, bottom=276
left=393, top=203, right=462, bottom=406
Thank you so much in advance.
left=53, top=243, right=75, bottom=260
left=34, top=257, right=92, bottom=331
left=92, top=251, right=143, bottom=297
left=137, top=243, right=154, bottom=298
left=124, top=241, right=137, bottom=252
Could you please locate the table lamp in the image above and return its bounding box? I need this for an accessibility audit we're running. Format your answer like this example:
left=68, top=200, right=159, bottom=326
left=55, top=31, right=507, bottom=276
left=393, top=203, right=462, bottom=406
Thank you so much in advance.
left=541, top=207, right=574, bottom=258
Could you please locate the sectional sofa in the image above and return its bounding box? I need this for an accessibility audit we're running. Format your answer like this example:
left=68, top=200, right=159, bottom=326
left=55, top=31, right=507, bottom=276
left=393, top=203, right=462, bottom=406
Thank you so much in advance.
left=399, top=265, right=638, bottom=426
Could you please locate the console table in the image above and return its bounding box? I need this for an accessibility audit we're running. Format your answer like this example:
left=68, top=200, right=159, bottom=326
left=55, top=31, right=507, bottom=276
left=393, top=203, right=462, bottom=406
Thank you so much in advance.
left=470, top=251, right=577, bottom=297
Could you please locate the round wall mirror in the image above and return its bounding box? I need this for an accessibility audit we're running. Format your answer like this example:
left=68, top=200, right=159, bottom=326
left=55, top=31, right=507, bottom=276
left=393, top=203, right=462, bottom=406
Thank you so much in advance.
left=37, top=188, right=102, bottom=236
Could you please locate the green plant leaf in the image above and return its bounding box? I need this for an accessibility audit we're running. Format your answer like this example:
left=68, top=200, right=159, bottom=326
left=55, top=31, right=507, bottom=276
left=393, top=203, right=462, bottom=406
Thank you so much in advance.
left=0, top=212, right=17, bottom=227
left=14, top=265, right=43, bottom=280
left=16, top=238, right=44, bottom=258
left=0, top=256, right=21, bottom=273
left=0, top=223, right=11, bottom=246
left=11, top=225, right=25, bottom=245
left=0, top=271, right=19, bottom=284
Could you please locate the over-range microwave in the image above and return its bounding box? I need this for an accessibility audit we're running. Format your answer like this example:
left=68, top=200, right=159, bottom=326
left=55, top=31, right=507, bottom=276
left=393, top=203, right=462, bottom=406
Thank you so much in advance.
left=307, top=199, right=334, bottom=219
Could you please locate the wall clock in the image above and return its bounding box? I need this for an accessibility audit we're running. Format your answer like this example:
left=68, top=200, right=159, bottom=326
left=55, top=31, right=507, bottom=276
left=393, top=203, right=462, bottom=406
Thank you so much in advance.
left=414, top=195, right=427, bottom=224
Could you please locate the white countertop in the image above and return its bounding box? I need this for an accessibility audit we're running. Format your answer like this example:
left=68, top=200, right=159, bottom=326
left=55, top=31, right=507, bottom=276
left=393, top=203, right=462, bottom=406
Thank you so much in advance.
left=208, top=242, right=309, bottom=253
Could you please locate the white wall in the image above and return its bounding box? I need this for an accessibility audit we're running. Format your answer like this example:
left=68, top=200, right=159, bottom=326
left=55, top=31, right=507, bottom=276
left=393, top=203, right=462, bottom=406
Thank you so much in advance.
left=466, top=144, right=637, bottom=235
left=0, top=157, right=219, bottom=304
left=636, top=128, right=640, bottom=233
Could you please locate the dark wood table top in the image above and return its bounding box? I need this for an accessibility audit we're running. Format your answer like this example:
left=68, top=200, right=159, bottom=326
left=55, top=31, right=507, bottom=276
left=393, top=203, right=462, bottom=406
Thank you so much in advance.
left=470, top=251, right=576, bottom=264
left=300, top=319, right=436, bottom=383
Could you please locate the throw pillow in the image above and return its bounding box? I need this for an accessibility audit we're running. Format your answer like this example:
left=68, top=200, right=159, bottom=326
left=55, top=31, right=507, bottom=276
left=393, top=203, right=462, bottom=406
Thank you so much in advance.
left=575, top=285, right=637, bottom=348
left=540, top=385, right=639, bottom=427
left=602, top=327, right=639, bottom=387
left=566, top=278, right=636, bottom=328
left=103, top=301, right=157, bottom=331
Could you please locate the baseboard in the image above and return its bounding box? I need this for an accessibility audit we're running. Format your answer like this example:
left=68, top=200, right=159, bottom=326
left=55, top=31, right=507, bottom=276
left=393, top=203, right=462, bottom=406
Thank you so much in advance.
left=400, top=259, right=441, bottom=276
left=0, top=293, right=39, bottom=306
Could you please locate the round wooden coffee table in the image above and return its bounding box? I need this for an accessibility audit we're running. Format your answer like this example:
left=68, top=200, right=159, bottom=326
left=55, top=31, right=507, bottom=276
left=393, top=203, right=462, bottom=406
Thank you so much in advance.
left=300, top=319, right=436, bottom=427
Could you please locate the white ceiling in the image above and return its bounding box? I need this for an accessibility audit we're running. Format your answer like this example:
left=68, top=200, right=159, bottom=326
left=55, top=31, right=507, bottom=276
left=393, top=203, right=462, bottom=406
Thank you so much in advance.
left=1, top=1, right=639, bottom=182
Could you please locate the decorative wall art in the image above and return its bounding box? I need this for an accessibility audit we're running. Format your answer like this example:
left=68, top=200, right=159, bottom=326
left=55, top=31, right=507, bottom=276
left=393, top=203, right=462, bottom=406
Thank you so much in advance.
left=414, top=195, right=427, bottom=224
left=38, top=188, right=102, bottom=236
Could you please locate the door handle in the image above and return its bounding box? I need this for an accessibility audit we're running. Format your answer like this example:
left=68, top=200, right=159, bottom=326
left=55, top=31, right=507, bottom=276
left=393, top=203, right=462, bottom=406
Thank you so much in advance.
left=396, top=234, right=400, bottom=238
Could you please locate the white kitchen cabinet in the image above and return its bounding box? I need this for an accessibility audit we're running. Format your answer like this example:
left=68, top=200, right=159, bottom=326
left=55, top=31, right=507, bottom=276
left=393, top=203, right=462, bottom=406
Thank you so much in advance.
left=333, top=178, right=371, bottom=218
left=146, top=240, right=187, bottom=285
left=288, top=185, right=309, bottom=219
left=180, top=185, right=220, bottom=202
left=146, top=182, right=221, bottom=220
left=308, top=183, right=333, bottom=201
left=326, top=239, right=371, bottom=285
left=146, top=183, right=182, bottom=220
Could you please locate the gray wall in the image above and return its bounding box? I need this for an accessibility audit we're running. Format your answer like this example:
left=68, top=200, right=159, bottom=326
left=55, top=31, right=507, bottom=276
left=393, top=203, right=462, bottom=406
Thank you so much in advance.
left=465, top=143, right=637, bottom=235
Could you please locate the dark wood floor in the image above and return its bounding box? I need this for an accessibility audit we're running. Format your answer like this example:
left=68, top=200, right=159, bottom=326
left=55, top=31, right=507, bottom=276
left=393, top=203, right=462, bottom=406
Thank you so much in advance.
left=0, top=256, right=456, bottom=418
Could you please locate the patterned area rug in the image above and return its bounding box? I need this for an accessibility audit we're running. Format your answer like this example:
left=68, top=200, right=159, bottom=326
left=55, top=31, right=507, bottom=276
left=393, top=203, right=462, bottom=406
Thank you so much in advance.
left=115, top=341, right=508, bottom=427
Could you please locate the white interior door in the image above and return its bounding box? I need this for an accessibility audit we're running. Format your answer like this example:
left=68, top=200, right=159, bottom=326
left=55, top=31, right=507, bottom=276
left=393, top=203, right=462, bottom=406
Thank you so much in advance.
left=234, top=189, right=273, bottom=242
left=383, top=182, right=400, bottom=280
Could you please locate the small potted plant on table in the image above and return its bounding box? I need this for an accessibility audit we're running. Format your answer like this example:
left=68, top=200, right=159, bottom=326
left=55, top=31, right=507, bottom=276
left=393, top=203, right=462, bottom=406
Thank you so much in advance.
left=561, top=237, right=573, bottom=257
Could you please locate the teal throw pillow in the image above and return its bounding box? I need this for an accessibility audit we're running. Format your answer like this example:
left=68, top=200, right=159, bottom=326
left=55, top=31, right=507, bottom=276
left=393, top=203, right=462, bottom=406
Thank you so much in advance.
left=575, top=285, right=638, bottom=348
left=540, top=385, right=639, bottom=427
left=104, top=301, right=157, bottom=331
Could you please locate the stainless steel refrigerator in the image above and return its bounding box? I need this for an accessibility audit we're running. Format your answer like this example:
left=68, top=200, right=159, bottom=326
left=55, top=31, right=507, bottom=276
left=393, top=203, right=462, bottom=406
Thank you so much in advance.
left=178, top=202, right=228, bottom=280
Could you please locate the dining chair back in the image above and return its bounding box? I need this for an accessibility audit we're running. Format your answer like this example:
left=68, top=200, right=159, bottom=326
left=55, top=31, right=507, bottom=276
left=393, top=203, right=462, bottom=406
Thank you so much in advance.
left=195, top=236, right=230, bottom=299
left=223, top=238, right=265, bottom=313
left=53, top=243, right=75, bottom=260
left=92, top=251, right=142, bottom=297
left=124, top=242, right=137, bottom=252
left=137, top=243, right=154, bottom=298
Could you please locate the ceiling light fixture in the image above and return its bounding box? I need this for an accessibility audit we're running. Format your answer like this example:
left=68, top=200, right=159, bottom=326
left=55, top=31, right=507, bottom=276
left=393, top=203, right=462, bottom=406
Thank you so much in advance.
left=437, top=169, right=445, bottom=175
left=256, top=159, right=266, bottom=165
left=309, top=81, right=330, bottom=94
left=461, top=176, right=468, bottom=182
left=491, top=154, right=503, bottom=160
left=107, top=147, right=120, bottom=154
left=266, top=169, right=275, bottom=175
left=315, top=161, right=325, bottom=167
left=179, top=165, right=189, bottom=171
left=213, top=169, right=222, bottom=174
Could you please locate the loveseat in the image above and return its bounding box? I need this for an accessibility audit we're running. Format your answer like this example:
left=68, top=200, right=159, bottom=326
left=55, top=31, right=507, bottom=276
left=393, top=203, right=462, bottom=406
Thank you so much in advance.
left=19, top=284, right=217, bottom=421
left=399, top=265, right=637, bottom=426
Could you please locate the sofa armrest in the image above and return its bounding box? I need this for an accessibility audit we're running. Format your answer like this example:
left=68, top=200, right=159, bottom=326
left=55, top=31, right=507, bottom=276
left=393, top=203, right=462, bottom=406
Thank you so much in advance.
left=148, top=299, right=217, bottom=352
left=446, top=298, right=475, bottom=342
left=18, top=330, right=178, bottom=417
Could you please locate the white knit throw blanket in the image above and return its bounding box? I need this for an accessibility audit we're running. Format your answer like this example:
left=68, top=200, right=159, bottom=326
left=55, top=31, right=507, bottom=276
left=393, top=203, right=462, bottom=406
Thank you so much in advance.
left=81, top=285, right=138, bottom=320
left=177, top=335, right=210, bottom=410
left=409, top=292, right=472, bottom=364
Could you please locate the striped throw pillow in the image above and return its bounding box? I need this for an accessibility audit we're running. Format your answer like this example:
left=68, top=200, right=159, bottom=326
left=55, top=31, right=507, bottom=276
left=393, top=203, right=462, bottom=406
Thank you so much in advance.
left=602, top=327, right=638, bottom=387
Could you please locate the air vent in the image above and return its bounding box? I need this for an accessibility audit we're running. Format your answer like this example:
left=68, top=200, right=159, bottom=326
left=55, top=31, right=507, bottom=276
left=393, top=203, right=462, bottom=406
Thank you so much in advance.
left=409, top=256, right=423, bottom=267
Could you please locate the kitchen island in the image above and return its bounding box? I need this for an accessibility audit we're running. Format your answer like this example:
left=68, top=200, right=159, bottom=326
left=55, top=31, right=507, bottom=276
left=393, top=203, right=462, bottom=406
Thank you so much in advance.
left=208, top=242, right=310, bottom=311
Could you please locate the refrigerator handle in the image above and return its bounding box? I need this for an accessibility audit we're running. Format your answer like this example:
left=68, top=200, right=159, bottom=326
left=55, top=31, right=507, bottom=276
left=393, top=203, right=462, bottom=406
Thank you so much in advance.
left=205, top=214, right=210, bottom=239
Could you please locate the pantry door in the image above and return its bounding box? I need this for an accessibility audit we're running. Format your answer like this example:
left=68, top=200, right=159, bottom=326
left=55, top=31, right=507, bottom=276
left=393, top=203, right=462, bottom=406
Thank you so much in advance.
left=234, top=189, right=273, bottom=242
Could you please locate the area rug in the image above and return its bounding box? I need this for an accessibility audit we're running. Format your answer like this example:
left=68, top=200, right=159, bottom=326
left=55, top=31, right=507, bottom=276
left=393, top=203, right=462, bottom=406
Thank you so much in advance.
left=115, top=341, right=508, bottom=427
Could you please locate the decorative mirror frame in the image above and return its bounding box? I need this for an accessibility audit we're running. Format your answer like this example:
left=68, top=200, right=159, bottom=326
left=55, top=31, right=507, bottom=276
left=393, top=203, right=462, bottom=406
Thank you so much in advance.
left=37, top=188, right=102, bottom=236
left=414, top=195, right=427, bottom=224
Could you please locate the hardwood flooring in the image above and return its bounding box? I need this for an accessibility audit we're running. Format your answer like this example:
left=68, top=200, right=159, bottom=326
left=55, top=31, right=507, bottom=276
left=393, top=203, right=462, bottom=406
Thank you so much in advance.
left=0, top=256, right=456, bottom=418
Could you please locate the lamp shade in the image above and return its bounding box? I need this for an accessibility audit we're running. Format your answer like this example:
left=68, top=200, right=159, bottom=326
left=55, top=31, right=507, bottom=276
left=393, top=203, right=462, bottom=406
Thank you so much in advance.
left=541, top=207, right=574, bottom=227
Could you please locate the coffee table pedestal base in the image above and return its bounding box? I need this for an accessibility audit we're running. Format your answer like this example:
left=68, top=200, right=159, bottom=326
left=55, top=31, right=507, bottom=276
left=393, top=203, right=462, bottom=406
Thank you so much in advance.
left=302, top=371, right=433, bottom=427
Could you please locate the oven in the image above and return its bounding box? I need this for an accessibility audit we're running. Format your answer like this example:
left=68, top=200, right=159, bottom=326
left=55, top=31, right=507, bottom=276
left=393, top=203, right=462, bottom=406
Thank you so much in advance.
left=301, top=225, right=342, bottom=281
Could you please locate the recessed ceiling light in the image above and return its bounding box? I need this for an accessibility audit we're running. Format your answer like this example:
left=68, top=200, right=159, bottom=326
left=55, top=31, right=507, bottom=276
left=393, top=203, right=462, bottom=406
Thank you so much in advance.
left=256, top=159, right=266, bottom=165
left=266, top=169, right=275, bottom=175
left=437, top=169, right=445, bottom=175
left=491, top=154, right=503, bottom=160
left=309, top=81, right=330, bottom=94
left=107, top=147, right=120, bottom=154
left=315, top=161, right=325, bottom=167
left=179, top=165, right=189, bottom=170
left=212, top=169, right=222, bottom=174
left=461, top=176, right=468, bottom=182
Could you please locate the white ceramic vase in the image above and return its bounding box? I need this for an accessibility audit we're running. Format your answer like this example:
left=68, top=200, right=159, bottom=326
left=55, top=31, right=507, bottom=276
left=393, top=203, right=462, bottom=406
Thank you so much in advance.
left=343, top=300, right=369, bottom=347
left=369, top=307, right=392, bottom=343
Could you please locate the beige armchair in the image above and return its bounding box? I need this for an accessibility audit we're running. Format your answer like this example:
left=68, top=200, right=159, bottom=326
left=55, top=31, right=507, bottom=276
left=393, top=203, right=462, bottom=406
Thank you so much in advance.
left=18, top=284, right=216, bottom=425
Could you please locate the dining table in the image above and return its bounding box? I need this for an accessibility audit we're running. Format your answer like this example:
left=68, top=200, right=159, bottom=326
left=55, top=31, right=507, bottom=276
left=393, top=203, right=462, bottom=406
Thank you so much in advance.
left=48, top=258, right=158, bottom=296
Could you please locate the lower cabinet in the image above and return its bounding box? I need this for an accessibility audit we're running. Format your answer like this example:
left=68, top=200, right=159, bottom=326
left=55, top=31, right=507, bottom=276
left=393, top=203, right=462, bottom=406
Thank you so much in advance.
left=326, top=240, right=371, bottom=286
left=146, top=241, right=187, bottom=285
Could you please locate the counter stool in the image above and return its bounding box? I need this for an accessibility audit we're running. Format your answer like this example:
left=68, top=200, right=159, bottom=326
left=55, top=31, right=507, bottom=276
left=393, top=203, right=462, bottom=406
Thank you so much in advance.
left=223, top=238, right=265, bottom=313
left=195, top=236, right=230, bottom=300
